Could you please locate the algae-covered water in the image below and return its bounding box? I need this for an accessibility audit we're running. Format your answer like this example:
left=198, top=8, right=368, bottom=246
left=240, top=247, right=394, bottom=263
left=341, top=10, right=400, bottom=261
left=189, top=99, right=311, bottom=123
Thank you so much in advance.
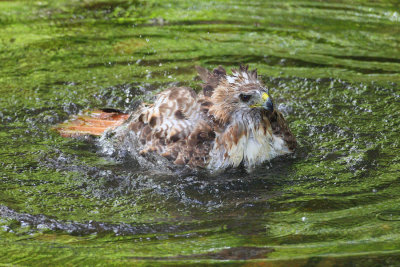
left=1, top=0, right=400, bottom=265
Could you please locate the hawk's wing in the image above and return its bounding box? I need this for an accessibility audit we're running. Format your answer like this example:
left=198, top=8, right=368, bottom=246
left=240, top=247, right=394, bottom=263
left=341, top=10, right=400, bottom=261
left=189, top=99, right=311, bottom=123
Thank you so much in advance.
left=54, top=87, right=200, bottom=142
left=127, top=86, right=215, bottom=166
left=54, top=86, right=214, bottom=166
left=136, top=87, right=201, bottom=145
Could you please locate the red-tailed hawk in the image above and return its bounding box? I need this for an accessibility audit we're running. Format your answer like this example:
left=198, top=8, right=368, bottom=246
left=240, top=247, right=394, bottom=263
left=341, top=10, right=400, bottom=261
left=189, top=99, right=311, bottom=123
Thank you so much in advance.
left=56, top=65, right=296, bottom=171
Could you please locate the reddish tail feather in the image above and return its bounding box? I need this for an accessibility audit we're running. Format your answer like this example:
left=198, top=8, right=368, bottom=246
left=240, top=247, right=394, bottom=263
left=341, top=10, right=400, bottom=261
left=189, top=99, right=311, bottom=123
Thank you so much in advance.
left=54, top=109, right=129, bottom=137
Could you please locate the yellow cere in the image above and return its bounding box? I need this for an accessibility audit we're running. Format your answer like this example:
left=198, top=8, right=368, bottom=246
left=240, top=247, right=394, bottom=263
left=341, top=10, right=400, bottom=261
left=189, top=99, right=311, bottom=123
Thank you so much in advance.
left=250, top=93, right=270, bottom=108
left=262, top=92, right=269, bottom=102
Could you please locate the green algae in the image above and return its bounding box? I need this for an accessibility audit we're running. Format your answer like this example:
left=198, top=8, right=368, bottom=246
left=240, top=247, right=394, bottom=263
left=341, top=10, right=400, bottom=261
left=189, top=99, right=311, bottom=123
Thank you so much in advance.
left=1, top=0, right=400, bottom=265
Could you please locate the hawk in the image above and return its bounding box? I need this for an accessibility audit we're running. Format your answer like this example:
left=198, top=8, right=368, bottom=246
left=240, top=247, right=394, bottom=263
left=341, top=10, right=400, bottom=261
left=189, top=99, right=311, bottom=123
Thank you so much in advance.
left=56, top=65, right=296, bottom=171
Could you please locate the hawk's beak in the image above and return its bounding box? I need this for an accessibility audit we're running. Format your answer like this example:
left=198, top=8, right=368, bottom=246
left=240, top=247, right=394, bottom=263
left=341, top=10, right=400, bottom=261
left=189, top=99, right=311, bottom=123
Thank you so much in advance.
left=263, top=95, right=274, bottom=112
left=251, top=92, right=273, bottom=112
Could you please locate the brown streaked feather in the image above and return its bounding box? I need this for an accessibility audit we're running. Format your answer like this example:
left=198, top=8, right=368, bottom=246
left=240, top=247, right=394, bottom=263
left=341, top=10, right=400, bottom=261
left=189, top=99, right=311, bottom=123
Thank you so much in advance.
left=195, top=65, right=210, bottom=83
left=196, top=65, right=227, bottom=97
left=268, top=110, right=297, bottom=151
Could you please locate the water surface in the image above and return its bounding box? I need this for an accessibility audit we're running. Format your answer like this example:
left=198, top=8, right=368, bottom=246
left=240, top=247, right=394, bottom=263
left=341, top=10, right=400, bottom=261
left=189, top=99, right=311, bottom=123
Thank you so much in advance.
left=1, top=0, right=400, bottom=265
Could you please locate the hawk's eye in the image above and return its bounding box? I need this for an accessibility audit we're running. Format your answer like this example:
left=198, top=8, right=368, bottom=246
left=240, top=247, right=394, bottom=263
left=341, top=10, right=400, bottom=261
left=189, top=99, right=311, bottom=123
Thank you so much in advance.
left=239, top=94, right=251, bottom=102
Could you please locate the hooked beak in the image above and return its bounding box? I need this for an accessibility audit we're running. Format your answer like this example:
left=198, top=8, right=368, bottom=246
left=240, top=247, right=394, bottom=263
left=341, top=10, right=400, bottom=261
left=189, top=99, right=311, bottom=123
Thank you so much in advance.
left=263, top=96, right=274, bottom=112
left=251, top=92, right=274, bottom=112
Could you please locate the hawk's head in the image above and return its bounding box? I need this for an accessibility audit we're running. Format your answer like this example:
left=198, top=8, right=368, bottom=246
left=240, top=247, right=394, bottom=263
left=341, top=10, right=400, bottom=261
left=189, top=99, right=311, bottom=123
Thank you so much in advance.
left=196, top=65, right=296, bottom=169
left=196, top=65, right=275, bottom=125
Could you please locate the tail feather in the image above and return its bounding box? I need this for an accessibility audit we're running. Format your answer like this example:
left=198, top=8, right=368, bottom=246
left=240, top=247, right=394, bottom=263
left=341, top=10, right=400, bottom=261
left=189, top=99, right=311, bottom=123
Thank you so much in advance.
left=55, top=109, right=129, bottom=137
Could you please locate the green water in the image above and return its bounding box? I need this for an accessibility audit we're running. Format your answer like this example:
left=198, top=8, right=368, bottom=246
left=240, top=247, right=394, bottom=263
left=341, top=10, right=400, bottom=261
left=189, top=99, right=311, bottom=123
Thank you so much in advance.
left=1, top=0, right=400, bottom=265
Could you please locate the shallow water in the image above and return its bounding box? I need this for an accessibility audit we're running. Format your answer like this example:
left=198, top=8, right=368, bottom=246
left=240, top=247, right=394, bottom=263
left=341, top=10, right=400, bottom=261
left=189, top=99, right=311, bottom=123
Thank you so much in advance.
left=1, top=0, right=400, bottom=265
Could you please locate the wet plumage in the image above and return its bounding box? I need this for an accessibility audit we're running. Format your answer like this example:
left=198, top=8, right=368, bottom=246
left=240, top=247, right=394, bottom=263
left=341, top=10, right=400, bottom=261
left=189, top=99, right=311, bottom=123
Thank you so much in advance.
left=56, top=65, right=296, bottom=171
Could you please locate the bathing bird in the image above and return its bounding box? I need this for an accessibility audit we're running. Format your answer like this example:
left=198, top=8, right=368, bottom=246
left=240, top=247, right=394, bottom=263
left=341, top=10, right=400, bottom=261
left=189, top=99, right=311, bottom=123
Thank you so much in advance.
left=56, top=65, right=296, bottom=171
